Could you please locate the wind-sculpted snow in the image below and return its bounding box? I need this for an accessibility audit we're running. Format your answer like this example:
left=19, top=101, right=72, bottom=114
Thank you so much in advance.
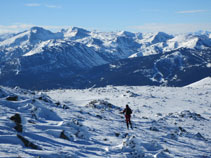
left=44, top=83, right=211, bottom=158
left=0, top=86, right=93, bottom=157
left=0, top=84, right=211, bottom=157
left=86, top=99, right=121, bottom=111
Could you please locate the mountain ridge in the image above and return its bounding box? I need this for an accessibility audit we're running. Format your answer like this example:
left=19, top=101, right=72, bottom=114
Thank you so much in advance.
left=0, top=26, right=210, bottom=89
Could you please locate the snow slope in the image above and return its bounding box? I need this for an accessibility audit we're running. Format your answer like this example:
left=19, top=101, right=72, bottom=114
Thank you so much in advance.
left=185, top=77, right=211, bottom=88
left=0, top=82, right=210, bottom=158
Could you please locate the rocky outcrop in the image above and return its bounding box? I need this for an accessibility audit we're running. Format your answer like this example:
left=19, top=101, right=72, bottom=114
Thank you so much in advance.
left=10, top=113, right=22, bottom=132
left=17, top=134, right=41, bottom=150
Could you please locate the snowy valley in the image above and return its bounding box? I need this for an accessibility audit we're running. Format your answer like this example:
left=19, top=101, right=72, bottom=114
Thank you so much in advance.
left=0, top=77, right=211, bottom=158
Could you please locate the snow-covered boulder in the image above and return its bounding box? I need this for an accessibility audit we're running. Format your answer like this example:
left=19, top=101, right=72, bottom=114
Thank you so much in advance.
left=86, top=99, right=120, bottom=111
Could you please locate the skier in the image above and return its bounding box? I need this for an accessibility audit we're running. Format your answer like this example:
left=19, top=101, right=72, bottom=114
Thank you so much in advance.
left=122, top=104, right=133, bottom=129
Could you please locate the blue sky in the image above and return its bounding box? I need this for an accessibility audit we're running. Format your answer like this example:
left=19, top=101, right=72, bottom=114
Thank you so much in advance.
left=0, top=0, right=211, bottom=34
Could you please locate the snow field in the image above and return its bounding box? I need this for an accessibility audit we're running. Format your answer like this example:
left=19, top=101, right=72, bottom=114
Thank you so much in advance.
left=0, top=80, right=210, bottom=157
left=47, top=83, right=211, bottom=158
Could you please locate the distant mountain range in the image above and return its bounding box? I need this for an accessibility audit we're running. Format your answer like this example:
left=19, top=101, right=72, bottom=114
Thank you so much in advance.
left=0, top=27, right=210, bottom=89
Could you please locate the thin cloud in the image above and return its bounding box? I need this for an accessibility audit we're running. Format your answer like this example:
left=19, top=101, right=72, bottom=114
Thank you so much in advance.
left=0, top=24, right=69, bottom=34
left=129, top=23, right=211, bottom=34
left=25, top=3, right=41, bottom=7
left=24, top=3, right=61, bottom=9
left=177, top=10, right=208, bottom=14
left=2, top=23, right=211, bottom=35
left=0, top=24, right=34, bottom=33
left=45, top=5, right=62, bottom=9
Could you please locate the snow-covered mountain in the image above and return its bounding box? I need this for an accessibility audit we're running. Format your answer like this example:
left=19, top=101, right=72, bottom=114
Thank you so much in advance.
left=0, top=83, right=210, bottom=157
left=0, top=27, right=210, bottom=89
left=1, top=26, right=211, bottom=61
left=0, top=27, right=63, bottom=48
left=0, top=33, right=15, bottom=42
left=76, top=48, right=210, bottom=88
left=62, top=27, right=90, bottom=39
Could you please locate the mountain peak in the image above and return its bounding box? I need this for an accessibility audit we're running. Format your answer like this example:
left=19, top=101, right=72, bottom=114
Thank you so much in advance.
left=27, top=26, right=63, bottom=44
left=0, top=26, right=63, bottom=48
left=151, top=32, right=174, bottom=44
left=117, top=31, right=135, bottom=38
left=193, top=30, right=211, bottom=36
left=155, top=32, right=173, bottom=38
left=63, top=27, right=90, bottom=39
left=30, top=26, right=46, bottom=32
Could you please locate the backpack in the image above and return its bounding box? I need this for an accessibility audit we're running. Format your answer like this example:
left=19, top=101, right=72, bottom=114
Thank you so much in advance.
left=126, top=108, right=132, bottom=115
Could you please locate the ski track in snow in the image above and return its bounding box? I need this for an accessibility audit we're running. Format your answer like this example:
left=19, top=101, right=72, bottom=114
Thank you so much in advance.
left=0, top=82, right=211, bottom=158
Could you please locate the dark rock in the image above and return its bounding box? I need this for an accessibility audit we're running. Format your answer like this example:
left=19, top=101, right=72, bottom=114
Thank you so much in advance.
left=31, top=99, right=36, bottom=103
left=179, top=110, right=205, bottom=121
left=195, top=132, right=207, bottom=141
left=38, top=95, right=51, bottom=103
left=62, top=104, right=69, bottom=109
left=96, top=115, right=103, bottom=119
left=142, top=116, right=148, bottom=119
left=60, top=130, right=70, bottom=140
left=122, top=133, right=128, bottom=138
left=178, top=126, right=186, bottom=132
left=167, top=133, right=178, bottom=140
left=6, top=96, right=18, bottom=101
left=38, top=96, right=47, bottom=102
left=115, top=132, right=120, bottom=137
left=10, top=113, right=21, bottom=124
left=156, top=113, right=162, bottom=117
left=17, top=134, right=41, bottom=150
left=10, top=113, right=23, bottom=132
left=31, top=92, right=36, bottom=95
left=28, top=120, right=36, bottom=124
left=14, top=124, right=23, bottom=133
left=150, top=126, right=159, bottom=132
left=87, top=99, right=120, bottom=111
left=55, top=102, right=60, bottom=106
